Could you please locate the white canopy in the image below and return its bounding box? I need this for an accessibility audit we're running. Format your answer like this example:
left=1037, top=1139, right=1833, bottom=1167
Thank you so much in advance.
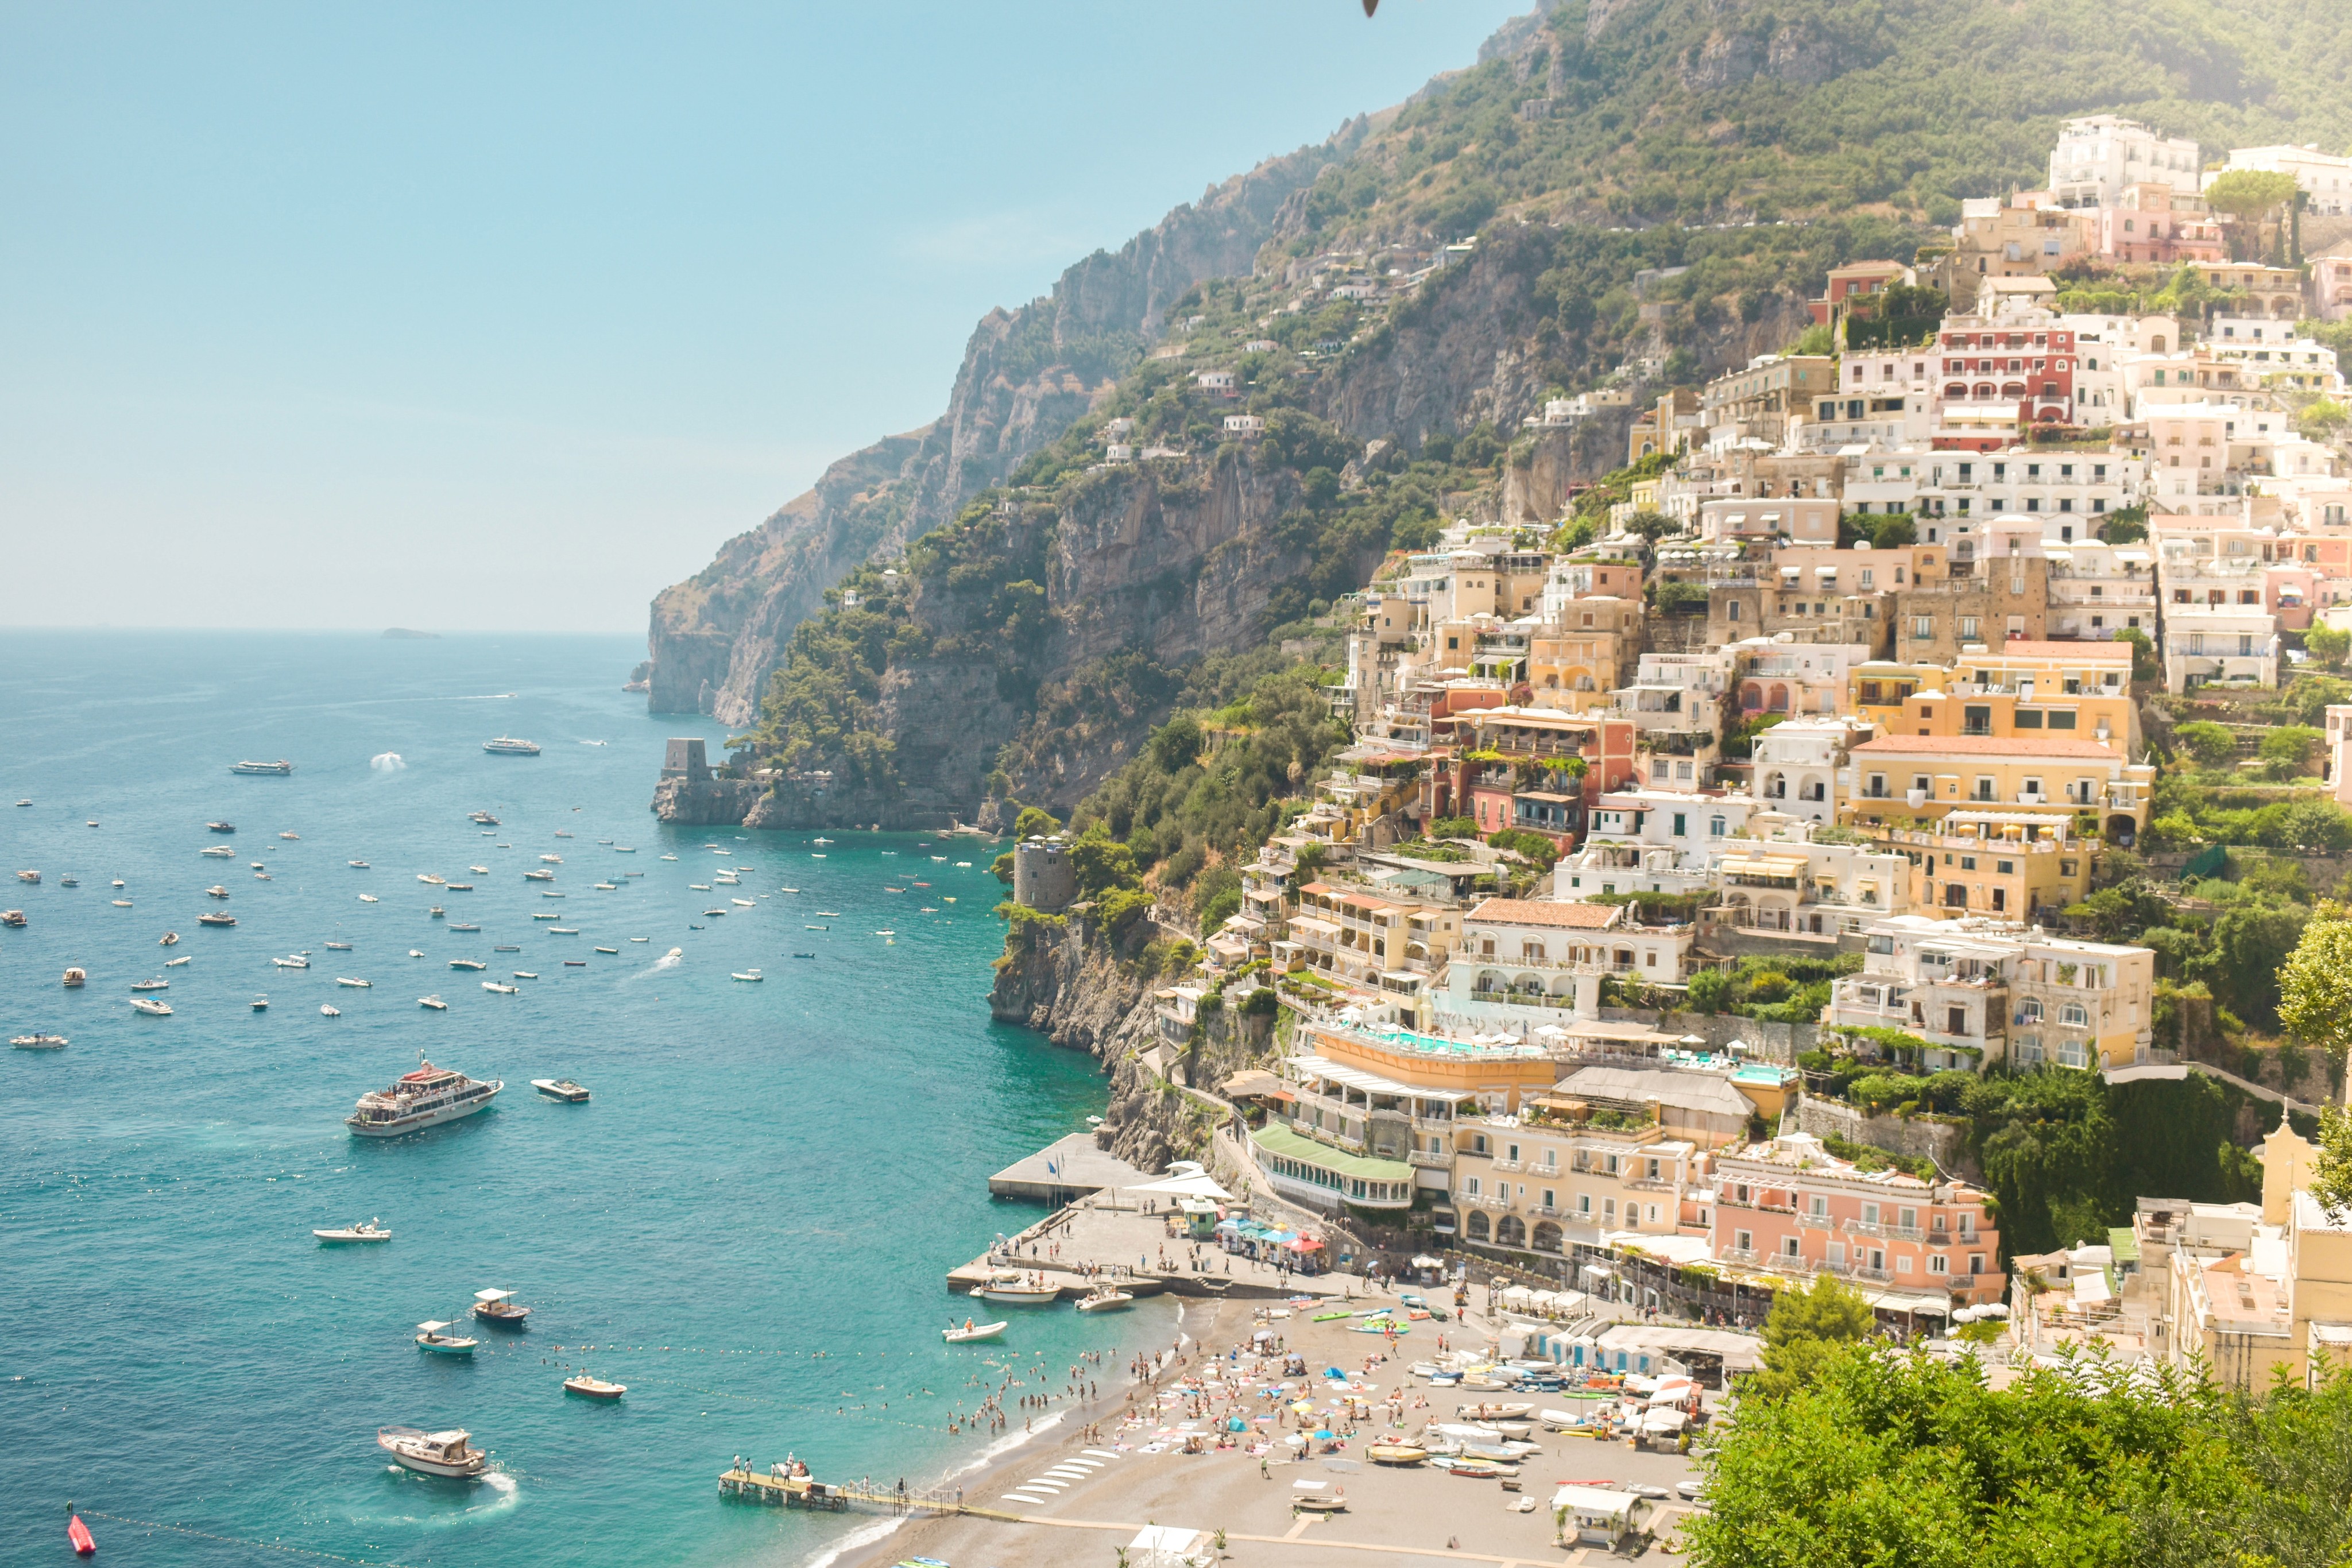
left=1130, top=1163, right=1237, bottom=1203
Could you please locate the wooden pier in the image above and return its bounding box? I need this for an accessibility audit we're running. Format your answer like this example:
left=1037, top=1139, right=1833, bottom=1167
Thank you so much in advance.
left=718, top=1465, right=1020, bottom=1521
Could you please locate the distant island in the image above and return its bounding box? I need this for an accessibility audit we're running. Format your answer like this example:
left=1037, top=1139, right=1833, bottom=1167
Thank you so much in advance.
left=381, top=628, right=440, bottom=640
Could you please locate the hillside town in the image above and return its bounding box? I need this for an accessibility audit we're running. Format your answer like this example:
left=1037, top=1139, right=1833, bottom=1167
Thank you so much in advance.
left=1003, top=117, right=2352, bottom=1384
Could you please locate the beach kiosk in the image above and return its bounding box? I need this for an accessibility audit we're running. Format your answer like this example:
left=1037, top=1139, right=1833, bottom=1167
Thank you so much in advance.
left=1176, top=1195, right=1221, bottom=1238
left=1553, top=1485, right=1653, bottom=1549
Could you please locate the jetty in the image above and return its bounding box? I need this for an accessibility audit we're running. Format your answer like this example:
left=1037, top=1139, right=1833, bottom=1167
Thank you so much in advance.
left=718, top=1465, right=1017, bottom=1521
left=946, top=1190, right=1360, bottom=1303
left=987, top=1135, right=1151, bottom=1205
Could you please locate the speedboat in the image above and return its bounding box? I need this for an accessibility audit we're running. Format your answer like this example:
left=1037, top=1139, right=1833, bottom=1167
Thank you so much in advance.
left=207, top=821, right=235, bottom=834
left=409, top=948, right=426, bottom=958
left=417, top=996, right=447, bottom=1011
left=730, top=969, right=763, bottom=982
left=359, top=895, right=379, bottom=903
left=280, top=831, right=299, bottom=840
left=197, top=912, right=237, bottom=927
left=10, top=1035, right=68, bottom=1051
left=563, top=1374, right=626, bottom=1399
left=412, top=1323, right=479, bottom=1356
left=200, top=845, right=235, bottom=858
left=230, top=759, right=293, bottom=776
left=325, top=941, right=352, bottom=950
left=274, top=955, right=311, bottom=969
left=972, top=1272, right=1059, bottom=1305
left=130, top=998, right=172, bottom=1016
left=62, top=967, right=86, bottom=988
left=315, top=1218, right=392, bottom=1242
left=253, top=996, right=269, bottom=1011
left=513, top=970, right=537, bottom=978
left=943, top=1319, right=1007, bottom=1344
left=467, top=811, right=500, bottom=826
left=472, top=1288, right=529, bottom=1326
left=532, top=1079, right=589, bottom=1102
left=482, top=981, right=518, bottom=994
left=59, top=874, right=78, bottom=886
left=483, top=737, right=541, bottom=756
left=731, top=897, right=755, bottom=908
left=205, top=884, right=230, bottom=899
left=449, top=959, right=486, bottom=971
left=165, top=955, right=191, bottom=967
left=524, top=869, right=555, bottom=881
left=469, top=865, right=490, bottom=874
left=1076, top=1289, right=1134, bottom=1313
left=418, top=874, right=446, bottom=885
left=130, top=978, right=169, bottom=992
left=16, top=870, right=37, bottom=885
left=348, top=860, right=370, bottom=868
left=337, top=977, right=372, bottom=988
left=320, top=1005, right=341, bottom=1017
left=429, top=905, right=446, bottom=918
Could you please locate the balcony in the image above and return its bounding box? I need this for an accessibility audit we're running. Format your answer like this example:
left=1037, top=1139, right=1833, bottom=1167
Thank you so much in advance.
left=1407, top=1150, right=1452, bottom=1170
left=1492, top=1159, right=1523, bottom=1173
left=1718, top=1247, right=1759, bottom=1265
left=1796, top=1213, right=1833, bottom=1230
left=1853, top=1267, right=1894, bottom=1283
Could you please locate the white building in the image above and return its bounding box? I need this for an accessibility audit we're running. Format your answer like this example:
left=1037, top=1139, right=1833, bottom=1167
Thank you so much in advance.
left=2210, top=145, right=2352, bottom=216
left=2043, top=538, right=2156, bottom=640
left=1750, top=717, right=1875, bottom=823
left=2049, top=115, right=2203, bottom=209
left=2162, top=605, right=2280, bottom=688
left=1556, top=788, right=1761, bottom=899
left=1433, top=899, right=1694, bottom=1030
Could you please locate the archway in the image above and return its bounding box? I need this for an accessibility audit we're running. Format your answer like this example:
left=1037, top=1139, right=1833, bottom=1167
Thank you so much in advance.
left=1533, top=1221, right=1563, bottom=1253
left=1496, top=1214, right=1526, bottom=1248
left=1465, top=1211, right=1491, bottom=1242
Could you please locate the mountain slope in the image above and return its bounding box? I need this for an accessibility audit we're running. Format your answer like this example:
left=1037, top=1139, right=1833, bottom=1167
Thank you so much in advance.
left=652, top=0, right=2352, bottom=820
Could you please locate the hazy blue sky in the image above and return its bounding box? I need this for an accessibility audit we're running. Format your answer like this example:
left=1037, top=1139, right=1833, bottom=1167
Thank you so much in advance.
left=3, top=1, right=1527, bottom=636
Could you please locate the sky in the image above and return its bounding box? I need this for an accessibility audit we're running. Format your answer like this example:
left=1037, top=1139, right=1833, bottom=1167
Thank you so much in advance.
left=1, top=1, right=1530, bottom=636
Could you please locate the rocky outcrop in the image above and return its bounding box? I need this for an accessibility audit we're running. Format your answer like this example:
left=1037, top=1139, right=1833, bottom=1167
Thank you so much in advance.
left=643, top=133, right=1364, bottom=721
left=988, top=911, right=1159, bottom=1054
left=648, top=775, right=764, bottom=826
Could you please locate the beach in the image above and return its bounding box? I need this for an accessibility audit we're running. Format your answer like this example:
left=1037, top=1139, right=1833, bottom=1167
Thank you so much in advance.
left=838, top=1287, right=1704, bottom=1568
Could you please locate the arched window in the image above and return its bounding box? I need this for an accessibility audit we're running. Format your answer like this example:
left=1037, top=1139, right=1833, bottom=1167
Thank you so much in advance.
left=2018, top=998, right=2044, bottom=1023
left=1533, top=1220, right=1564, bottom=1253
left=2060, top=1002, right=2089, bottom=1027
left=1710, top=816, right=1726, bottom=837
left=1465, top=1211, right=1491, bottom=1242
left=1496, top=1214, right=1526, bottom=1248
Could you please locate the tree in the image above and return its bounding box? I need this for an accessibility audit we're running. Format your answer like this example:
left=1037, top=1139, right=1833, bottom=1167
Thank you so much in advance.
left=2306, top=624, right=2350, bottom=671
left=2206, top=169, right=2302, bottom=262
left=2173, top=719, right=2237, bottom=768
left=2279, top=902, right=2352, bottom=1064
left=2212, top=901, right=2311, bottom=1028
left=1743, top=1274, right=1875, bottom=1402
left=1013, top=806, right=1063, bottom=840
left=2312, top=1105, right=2352, bottom=1216
left=1686, top=969, right=1731, bottom=1015
left=1150, top=715, right=1204, bottom=771
left=1067, top=823, right=1140, bottom=897
left=2258, top=725, right=2323, bottom=779
left=2113, top=624, right=2160, bottom=682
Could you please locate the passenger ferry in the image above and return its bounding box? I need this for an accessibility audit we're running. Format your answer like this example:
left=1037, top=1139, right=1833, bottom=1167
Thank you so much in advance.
left=346, top=1058, right=502, bottom=1136
left=482, top=737, right=541, bottom=756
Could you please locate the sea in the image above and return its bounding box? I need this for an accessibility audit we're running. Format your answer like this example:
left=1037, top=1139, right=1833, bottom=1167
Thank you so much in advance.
left=0, top=630, right=1166, bottom=1567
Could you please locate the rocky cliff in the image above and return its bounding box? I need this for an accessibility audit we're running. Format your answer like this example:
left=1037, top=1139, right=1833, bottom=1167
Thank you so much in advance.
left=644, top=130, right=1366, bottom=723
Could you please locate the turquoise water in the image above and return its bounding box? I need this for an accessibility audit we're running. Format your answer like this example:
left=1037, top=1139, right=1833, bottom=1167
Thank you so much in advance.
left=0, top=632, right=1156, bottom=1567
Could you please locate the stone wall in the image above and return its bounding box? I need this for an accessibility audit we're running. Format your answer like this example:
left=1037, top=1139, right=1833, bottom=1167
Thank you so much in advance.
left=1792, top=1097, right=1979, bottom=1183
left=1596, top=1006, right=1817, bottom=1063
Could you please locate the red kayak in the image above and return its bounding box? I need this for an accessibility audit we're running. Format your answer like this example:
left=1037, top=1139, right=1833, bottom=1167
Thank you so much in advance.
left=68, top=1511, right=96, bottom=1554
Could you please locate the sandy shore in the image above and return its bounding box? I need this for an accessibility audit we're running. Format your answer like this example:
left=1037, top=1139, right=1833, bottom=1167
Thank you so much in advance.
left=833, top=1289, right=1701, bottom=1568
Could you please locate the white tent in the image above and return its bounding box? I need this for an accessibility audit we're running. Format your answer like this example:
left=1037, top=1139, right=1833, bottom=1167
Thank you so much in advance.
left=1129, top=1161, right=1236, bottom=1204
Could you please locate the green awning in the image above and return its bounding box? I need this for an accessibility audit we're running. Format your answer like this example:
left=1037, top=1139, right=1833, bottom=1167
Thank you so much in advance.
left=1251, top=1123, right=1413, bottom=1183
left=2106, top=1226, right=2141, bottom=1265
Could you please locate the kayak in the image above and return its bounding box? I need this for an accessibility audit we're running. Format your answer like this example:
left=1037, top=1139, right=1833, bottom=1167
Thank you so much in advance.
left=69, top=1512, right=96, bottom=1555
left=1311, top=1311, right=1355, bottom=1323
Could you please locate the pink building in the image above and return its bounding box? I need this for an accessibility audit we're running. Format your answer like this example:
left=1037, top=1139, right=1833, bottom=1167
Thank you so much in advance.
left=1708, top=1132, right=2003, bottom=1305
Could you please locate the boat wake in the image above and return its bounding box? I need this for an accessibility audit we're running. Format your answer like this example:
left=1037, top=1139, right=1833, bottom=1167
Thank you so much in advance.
left=369, top=752, right=406, bottom=772
left=371, top=1465, right=521, bottom=1527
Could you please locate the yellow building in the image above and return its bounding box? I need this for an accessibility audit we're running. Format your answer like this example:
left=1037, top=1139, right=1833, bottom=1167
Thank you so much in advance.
left=1531, top=605, right=1639, bottom=711
left=1847, top=641, right=2139, bottom=757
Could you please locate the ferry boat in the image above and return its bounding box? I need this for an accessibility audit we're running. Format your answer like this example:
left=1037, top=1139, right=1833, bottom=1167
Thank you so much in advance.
left=207, top=821, right=235, bottom=834
left=62, top=967, right=86, bottom=988
left=531, top=1078, right=590, bottom=1102
left=130, top=997, right=172, bottom=1016
left=198, top=912, right=237, bottom=927
left=471, top=1288, right=531, bottom=1325
left=347, top=1058, right=501, bottom=1135
left=230, top=760, right=293, bottom=776
left=378, top=1426, right=484, bottom=1476
left=482, top=737, right=541, bottom=756
left=10, top=1034, right=68, bottom=1051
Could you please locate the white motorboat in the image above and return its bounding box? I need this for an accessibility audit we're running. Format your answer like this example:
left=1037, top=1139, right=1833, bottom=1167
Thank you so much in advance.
left=524, top=869, right=555, bottom=881
left=482, top=981, right=518, bottom=994
left=943, top=1319, right=1007, bottom=1344
left=417, top=996, right=447, bottom=1011
left=230, top=759, right=293, bottom=776
left=563, top=1373, right=626, bottom=1399
left=200, top=845, right=235, bottom=858
left=253, top=996, right=269, bottom=1011
left=337, top=977, right=372, bottom=988
left=320, top=1005, right=341, bottom=1017
left=450, top=958, right=486, bottom=971
left=972, top=1272, right=1061, bottom=1305
left=349, top=860, right=370, bottom=868
left=513, top=970, right=537, bottom=979
left=730, top=969, right=763, bottom=982
left=130, top=978, right=169, bottom=992
left=165, top=955, right=192, bottom=967
left=532, top=1078, right=590, bottom=1101
left=411, top=1323, right=479, bottom=1357
left=130, top=997, right=172, bottom=1016
left=274, top=955, right=311, bottom=968
left=325, top=941, right=353, bottom=950
left=417, top=873, right=446, bottom=885
left=280, top=831, right=299, bottom=839
left=315, top=1218, right=392, bottom=1242
left=731, top=898, right=756, bottom=908
left=1075, top=1289, right=1134, bottom=1313
left=10, top=1034, right=68, bottom=1050
left=347, top=1057, right=496, bottom=1133
left=359, top=895, right=379, bottom=903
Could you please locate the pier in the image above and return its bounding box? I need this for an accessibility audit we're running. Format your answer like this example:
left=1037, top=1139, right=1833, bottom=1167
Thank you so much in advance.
left=718, top=1465, right=1016, bottom=1521
left=986, top=1135, right=1150, bottom=1205
left=946, top=1189, right=1362, bottom=1303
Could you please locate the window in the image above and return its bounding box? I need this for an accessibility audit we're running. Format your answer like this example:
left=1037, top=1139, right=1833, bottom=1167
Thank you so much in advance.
left=1735, top=1229, right=1754, bottom=1253
left=1465, top=1177, right=1481, bottom=1197
left=1947, top=1005, right=1967, bottom=1035
left=2061, top=1002, right=2089, bottom=1027
left=1578, top=1194, right=1591, bottom=1215
left=1928, top=1255, right=1948, bottom=1274
left=1784, top=1237, right=1802, bottom=1259
left=1542, top=1188, right=1556, bottom=1210
left=1672, top=812, right=1686, bottom=836
left=1603, top=1198, right=1618, bottom=1223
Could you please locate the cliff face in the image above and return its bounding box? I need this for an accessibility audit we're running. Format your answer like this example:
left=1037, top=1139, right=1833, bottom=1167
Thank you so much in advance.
left=643, top=132, right=1363, bottom=722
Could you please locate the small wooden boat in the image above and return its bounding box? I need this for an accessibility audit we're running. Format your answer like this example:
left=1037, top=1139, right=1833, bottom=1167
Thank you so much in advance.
left=315, top=1218, right=392, bottom=1242
left=942, top=1319, right=1007, bottom=1344
left=594, top=946, right=618, bottom=954
left=473, top=1288, right=530, bottom=1325
left=378, top=1425, right=485, bottom=1477
left=563, top=959, right=586, bottom=966
left=532, top=1079, right=589, bottom=1102
left=10, top=1034, right=68, bottom=1050
left=415, top=1321, right=478, bottom=1355
left=1458, top=1401, right=1535, bottom=1420
left=563, top=1373, right=626, bottom=1399
left=1367, top=1442, right=1428, bottom=1466
left=1075, top=1289, right=1134, bottom=1313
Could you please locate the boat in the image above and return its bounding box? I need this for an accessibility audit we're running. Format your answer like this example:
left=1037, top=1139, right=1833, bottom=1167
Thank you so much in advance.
left=688, top=884, right=711, bottom=892
left=532, top=1079, right=590, bottom=1102
left=337, top=977, right=373, bottom=988
left=130, top=998, right=172, bottom=1016
left=165, top=955, right=191, bottom=967
left=417, top=996, right=447, bottom=1010
left=593, top=881, right=617, bottom=891
left=62, top=967, right=86, bottom=988
left=320, top=1005, right=340, bottom=1017
left=59, top=874, right=78, bottom=886
left=549, top=927, right=578, bottom=935
left=532, top=912, right=559, bottom=921
left=792, top=951, right=815, bottom=959
left=198, top=912, right=237, bottom=927
left=0, top=911, right=26, bottom=927
left=207, top=821, right=235, bottom=834
left=469, top=865, right=490, bottom=874
left=274, top=955, right=311, bottom=968
left=253, top=996, right=269, bottom=1010
left=325, top=941, right=352, bottom=950
left=200, top=845, right=235, bottom=858
left=660, top=854, right=677, bottom=861
left=472, top=1288, right=531, bottom=1326
left=468, top=811, right=500, bottom=825
left=412, top=1318, right=481, bottom=1354
left=130, top=978, right=169, bottom=992
left=1290, top=1480, right=1348, bottom=1513
left=1442, top=1457, right=1511, bottom=1479
left=315, top=1218, right=392, bottom=1242
left=359, top=895, right=379, bottom=903
left=69, top=1509, right=95, bottom=1555
left=205, top=884, right=231, bottom=899
left=10, top=1035, right=68, bottom=1050
left=450, top=923, right=480, bottom=932
left=1457, top=1401, right=1535, bottom=1420
left=703, top=909, right=727, bottom=917
left=409, top=949, right=426, bottom=957
left=942, top=1319, right=1007, bottom=1344
left=231, top=760, right=293, bottom=776
left=513, top=970, right=537, bottom=978
left=109, top=900, right=130, bottom=908
left=347, top=1057, right=501, bottom=1135
left=731, top=897, right=756, bottom=908
left=593, top=946, right=617, bottom=954
left=972, top=1272, right=1060, bottom=1305
left=731, top=969, right=763, bottom=982
left=280, top=831, right=299, bottom=840
left=630, top=936, right=649, bottom=942
left=449, top=959, right=486, bottom=971
left=553, top=830, right=572, bottom=838
left=1075, top=1289, right=1134, bottom=1313
left=815, top=911, right=842, bottom=918
left=482, top=981, right=518, bottom=994
left=1367, top=1442, right=1429, bottom=1466
left=429, top=905, right=446, bottom=917
left=563, top=1373, right=626, bottom=1399
left=524, top=869, right=554, bottom=881
left=349, top=860, right=370, bottom=868
left=420, top=874, right=446, bottom=886
left=483, top=737, right=541, bottom=756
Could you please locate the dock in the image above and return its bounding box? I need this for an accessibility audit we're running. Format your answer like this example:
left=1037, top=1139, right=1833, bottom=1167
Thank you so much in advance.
left=718, top=1465, right=1016, bottom=1521
left=946, top=1190, right=1362, bottom=1303
left=987, top=1134, right=1151, bottom=1205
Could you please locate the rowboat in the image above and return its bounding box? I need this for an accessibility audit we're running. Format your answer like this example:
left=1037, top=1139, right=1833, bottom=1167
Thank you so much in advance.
left=315, top=1218, right=392, bottom=1242
left=1367, top=1442, right=1428, bottom=1466
left=942, top=1319, right=1007, bottom=1344
left=69, top=1509, right=95, bottom=1555
left=415, top=1321, right=478, bottom=1354
left=472, top=1288, right=529, bottom=1325
left=1457, top=1401, right=1535, bottom=1420
left=563, top=1373, right=626, bottom=1400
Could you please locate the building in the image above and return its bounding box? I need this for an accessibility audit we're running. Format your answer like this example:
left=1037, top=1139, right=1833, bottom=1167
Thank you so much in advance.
left=1711, top=1132, right=2004, bottom=1304
left=1708, top=814, right=1917, bottom=942
left=1011, top=835, right=1078, bottom=912
left=2161, top=605, right=2281, bottom=688
left=2095, top=183, right=2225, bottom=265
left=1436, top=899, right=1692, bottom=1028
left=2049, top=116, right=2203, bottom=210
left=2210, top=144, right=2352, bottom=217
left=1891, top=555, right=2051, bottom=664
left=1929, top=201, right=2095, bottom=311
left=1751, top=717, right=1875, bottom=823
left=1809, top=259, right=1918, bottom=325
left=1556, top=787, right=1759, bottom=900
left=1454, top=1109, right=1700, bottom=1255
left=1699, top=354, right=1835, bottom=450
left=1845, top=731, right=2154, bottom=846
left=1283, top=880, right=1462, bottom=1006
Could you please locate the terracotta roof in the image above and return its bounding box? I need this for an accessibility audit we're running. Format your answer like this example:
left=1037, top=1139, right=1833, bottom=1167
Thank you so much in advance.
left=1466, top=898, right=1622, bottom=930
left=1850, top=735, right=2118, bottom=758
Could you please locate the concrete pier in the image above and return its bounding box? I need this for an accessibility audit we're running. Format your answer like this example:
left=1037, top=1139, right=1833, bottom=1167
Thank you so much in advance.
left=947, top=1191, right=1363, bottom=1303
left=986, top=1135, right=1151, bottom=1205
